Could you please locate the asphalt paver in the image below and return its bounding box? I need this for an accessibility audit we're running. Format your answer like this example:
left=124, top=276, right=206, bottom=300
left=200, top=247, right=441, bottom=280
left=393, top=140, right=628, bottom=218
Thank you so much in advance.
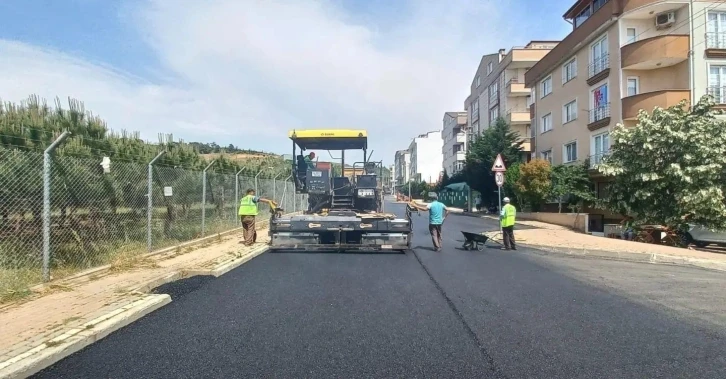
left=33, top=202, right=726, bottom=378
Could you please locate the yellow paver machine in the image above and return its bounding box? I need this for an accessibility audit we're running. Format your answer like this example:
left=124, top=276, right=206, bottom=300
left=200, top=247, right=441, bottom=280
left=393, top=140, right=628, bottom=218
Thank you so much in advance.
left=268, top=129, right=412, bottom=252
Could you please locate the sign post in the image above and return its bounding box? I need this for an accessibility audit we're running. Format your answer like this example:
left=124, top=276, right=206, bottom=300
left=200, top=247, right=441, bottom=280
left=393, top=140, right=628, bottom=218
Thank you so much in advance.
left=491, top=154, right=507, bottom=236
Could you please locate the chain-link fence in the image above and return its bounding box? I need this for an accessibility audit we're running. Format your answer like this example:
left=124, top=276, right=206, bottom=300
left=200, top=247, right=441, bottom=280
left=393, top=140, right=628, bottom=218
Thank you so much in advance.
left=0, top=146, right=308, bottom=298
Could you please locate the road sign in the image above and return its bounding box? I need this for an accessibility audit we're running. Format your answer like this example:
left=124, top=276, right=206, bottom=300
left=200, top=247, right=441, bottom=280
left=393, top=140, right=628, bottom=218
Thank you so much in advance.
left=491, top=154, right=506, bottom=172
left=495, top=172, right=504, bottom=187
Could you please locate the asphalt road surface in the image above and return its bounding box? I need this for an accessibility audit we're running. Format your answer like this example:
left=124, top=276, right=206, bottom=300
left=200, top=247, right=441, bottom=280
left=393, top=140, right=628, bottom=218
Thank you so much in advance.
left=34, top=201, right=726, bottom=378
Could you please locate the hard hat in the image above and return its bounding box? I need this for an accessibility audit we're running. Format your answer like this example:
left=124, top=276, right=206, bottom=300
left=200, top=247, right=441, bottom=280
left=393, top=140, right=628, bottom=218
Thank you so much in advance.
left=503, top=197, right=510, bottom=202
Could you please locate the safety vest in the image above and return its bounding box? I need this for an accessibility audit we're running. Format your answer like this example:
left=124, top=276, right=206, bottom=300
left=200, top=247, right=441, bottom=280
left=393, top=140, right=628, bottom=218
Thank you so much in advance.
left=501, top=204, right=516, bottom=227
left=238, top=195, right=258, bottom=216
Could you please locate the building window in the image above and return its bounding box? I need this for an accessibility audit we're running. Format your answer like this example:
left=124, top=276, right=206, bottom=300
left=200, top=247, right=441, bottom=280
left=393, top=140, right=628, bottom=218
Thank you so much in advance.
left=574, top=7, right=591, bottom=28
left=589, top=36, right=609, bottom=78
left=593, top=0, right=608, bottom=12
left=489, top=82, right=499, bottom=103
left=564, top=141, right=577, bottom=163
left=707, top=12, right=726, bottom=49
left=709, top=65, right=726, bottom=103
left=476, top=75, right=481, bottom=87
left=487, top=62, right=493, bottom=75
left=541, top=150, right=552, bottom=163
left=562, top=58, right=577, bottom=84
left=489, top=107, right=499, bottom=124
left=626, top=77, right=639, bottom=97
left=626, top=27, right=636, bottom=44
left=540, top=76, right=552, bottom=98
left=592, top=132, right=610, bottom=160
left=563, top=100, right=577, bottom=123
left=541, top=113, right=552, bottom=133
left=590, top=83, right=609, bottom=123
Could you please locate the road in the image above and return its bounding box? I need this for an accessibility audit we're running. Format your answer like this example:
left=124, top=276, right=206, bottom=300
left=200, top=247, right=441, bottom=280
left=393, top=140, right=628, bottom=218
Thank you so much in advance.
left=34, top=201, right=726, bottom=378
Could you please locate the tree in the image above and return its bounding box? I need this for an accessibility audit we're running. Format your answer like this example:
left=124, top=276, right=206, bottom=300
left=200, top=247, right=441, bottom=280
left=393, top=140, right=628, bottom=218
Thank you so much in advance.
left=463, top=117, right=523, bottom=204
left=550, top=162, right=595, bottom=213
left=597, top=95, right=726, bottom=230
left=503, top=162, right=521, bottom=206
left=516, top=159, right=551, bottom=211
left=436, top=169, right=451, bottom=192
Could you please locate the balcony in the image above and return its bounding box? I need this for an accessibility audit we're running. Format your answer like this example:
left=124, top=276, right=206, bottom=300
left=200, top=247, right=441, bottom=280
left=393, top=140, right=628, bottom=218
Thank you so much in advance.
left=622, top=90, right=690, bottom=120
left=455, top=132, right=466, bottom=143
left=505, top=108, right=530, bottom=125
left=587, top=53, right=610, bottom=86
left=621, top=35, right=688, bottom=70
left=518, top=138, right=532, bottom=153
left=455, top=151, right=466, bottom=161
left=587, top=103, right=611, bottom=131
left=706, top=32, right=726, bottom=58
left=506, top=78, right=529, bottom=96
left=588, top=151, right=610, bottom=170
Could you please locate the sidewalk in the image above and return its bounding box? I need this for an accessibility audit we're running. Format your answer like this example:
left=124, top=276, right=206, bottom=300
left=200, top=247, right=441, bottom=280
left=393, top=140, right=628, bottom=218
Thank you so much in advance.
left=411, top=199, right=726, bottom=272
left=0, top=220, right=276, bottom=378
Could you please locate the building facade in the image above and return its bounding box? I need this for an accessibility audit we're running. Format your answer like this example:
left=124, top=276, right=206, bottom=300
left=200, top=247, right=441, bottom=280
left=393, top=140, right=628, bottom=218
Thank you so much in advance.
left=441, top=112, right=468, bottom=175
left=408, top=131, right=443, bottom=185
left=525, top=0, right=726, bottom=232
left=464, top=41, right=559, bottom=156
left=394, top=149, right=410, bottom=186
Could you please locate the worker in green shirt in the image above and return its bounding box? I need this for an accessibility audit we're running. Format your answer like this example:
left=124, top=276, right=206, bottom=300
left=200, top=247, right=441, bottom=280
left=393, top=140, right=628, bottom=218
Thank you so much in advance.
left=238, top=189, right=276, bottom=246
left=500, top=197, right=516, bottom=250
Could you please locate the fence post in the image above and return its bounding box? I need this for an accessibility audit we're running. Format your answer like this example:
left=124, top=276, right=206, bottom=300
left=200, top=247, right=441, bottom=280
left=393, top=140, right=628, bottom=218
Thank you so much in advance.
left=42, top=131, right=70, bottom=281
left=281, top=175, right=291, bottom=211
left=147, top=151, right=166, bottom=252
left=201, top=160, right=216, bottom=237
left=234, top=169, right=244, bottom=226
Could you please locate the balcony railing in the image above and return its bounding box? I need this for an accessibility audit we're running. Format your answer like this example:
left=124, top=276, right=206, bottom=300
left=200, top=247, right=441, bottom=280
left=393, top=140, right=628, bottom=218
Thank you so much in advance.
left=707, top=86, right=726, bottom=104
left=589, top=151, right=610, bottom=169
left=588, top=53, right=609, bottom=78
left=706, top=32, right=726, bottom=49
left=589, top=103, right=611, bottom=124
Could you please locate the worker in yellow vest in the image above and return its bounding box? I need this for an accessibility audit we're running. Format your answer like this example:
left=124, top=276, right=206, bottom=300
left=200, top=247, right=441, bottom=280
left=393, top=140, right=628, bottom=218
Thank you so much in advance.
left=238, top=188, right=276, bottom=246
left=500, top=197, right=516, bottom=250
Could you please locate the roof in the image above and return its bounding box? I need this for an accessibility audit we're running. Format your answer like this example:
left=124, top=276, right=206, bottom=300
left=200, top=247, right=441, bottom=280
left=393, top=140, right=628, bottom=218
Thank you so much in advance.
left=443, top=182, right=469, bottom=192
left=288, top=129, right=367, bottom=150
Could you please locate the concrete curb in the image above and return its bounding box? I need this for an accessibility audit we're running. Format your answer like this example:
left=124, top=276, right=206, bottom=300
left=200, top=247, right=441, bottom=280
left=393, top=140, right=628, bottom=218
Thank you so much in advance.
left=0, top=245, right=271, bottom=378
left=0, top=294, right=171, bottom=379
left=521, top=244, right=726, bottom=272
left=28, top=212, right=301, bottom=293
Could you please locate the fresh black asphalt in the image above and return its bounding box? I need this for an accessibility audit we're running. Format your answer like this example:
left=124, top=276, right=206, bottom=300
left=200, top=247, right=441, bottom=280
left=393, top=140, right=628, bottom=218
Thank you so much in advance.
left=33, top=202, right=726, bottom=378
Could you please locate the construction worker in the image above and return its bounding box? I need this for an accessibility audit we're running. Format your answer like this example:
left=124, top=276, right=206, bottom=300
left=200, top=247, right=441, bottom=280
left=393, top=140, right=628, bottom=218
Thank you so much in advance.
left=500, top=197, right=516, bottom=250
left=409, top=193, right=449, bottom=252
left=303, top=151, right=316, bottom=169
left=238, top=189, right=276, bottom=246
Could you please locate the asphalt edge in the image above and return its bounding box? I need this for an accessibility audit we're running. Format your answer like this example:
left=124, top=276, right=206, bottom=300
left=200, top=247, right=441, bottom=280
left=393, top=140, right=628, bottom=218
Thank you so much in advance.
left=0, top=245, right=270, bottom=379
left=520, top=244, right=726, bottom=272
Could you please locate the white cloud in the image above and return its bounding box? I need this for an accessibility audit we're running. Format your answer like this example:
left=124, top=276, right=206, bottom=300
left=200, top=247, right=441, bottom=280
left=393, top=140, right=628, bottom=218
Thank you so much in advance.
left=0, top=0, right=568, bottom=163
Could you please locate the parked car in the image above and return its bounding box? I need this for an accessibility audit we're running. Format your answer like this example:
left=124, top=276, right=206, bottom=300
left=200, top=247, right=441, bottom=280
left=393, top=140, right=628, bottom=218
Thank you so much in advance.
left=686, top=224, right=726, bottom=248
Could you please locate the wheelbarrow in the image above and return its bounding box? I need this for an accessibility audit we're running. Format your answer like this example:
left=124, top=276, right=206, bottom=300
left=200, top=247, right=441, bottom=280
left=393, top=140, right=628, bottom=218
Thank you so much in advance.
left=461, top=231, right=491, bottom=251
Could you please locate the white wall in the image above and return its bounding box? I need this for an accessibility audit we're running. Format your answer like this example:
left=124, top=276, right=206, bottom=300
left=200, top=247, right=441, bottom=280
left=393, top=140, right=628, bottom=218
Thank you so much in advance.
left=412, top=131, right=443, bottom=184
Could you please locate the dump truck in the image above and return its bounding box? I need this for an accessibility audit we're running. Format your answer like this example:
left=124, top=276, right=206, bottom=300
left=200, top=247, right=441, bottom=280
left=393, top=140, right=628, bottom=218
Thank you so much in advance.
left=267, top=129, right=413, bottom=252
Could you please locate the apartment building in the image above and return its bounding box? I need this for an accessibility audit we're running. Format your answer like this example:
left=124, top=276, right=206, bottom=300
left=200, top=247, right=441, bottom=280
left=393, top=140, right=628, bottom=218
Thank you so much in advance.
left=463, top=41, right=559, bottom=157
left=441, top=111, right=468, bottom=175
left=525, top=0, right=726, bottom=232
left=394, top=149, right=410, bottom=185
left=408, top=131, right=443, bottom=185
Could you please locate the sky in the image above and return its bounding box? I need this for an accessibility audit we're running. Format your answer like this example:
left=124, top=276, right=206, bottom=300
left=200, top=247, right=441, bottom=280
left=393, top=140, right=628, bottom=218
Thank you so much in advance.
left=0, top=0, right=572, bottom=165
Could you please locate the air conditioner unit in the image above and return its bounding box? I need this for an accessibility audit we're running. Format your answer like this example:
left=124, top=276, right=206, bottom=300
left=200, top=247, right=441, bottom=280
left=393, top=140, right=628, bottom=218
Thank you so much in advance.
left=655, top=11, right=676, bottom=30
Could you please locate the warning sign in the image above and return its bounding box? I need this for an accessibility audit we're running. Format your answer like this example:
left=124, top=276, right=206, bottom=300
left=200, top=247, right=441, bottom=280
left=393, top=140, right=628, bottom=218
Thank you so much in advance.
left=491, top=154, right=506, bottom=172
